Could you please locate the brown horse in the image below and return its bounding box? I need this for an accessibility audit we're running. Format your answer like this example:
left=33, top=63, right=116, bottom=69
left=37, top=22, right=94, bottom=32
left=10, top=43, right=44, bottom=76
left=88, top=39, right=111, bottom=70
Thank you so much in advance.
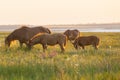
left=27, top=33, right=67, bottom=52
left=5, top=26, right=51, bottom=47
left=73, top=36, right=100, bottom=50
left=63, top=29, right=80, bottom=42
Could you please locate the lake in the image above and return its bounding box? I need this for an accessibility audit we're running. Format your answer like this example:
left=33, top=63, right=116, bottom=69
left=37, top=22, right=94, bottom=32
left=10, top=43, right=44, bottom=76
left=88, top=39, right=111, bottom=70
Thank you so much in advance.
left=0, top=26, right=120, bottom=32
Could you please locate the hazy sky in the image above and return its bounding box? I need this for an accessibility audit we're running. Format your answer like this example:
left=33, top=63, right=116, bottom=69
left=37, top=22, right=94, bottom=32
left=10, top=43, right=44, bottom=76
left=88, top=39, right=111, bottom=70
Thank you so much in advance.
left=0, top=0, right=120, bottom=25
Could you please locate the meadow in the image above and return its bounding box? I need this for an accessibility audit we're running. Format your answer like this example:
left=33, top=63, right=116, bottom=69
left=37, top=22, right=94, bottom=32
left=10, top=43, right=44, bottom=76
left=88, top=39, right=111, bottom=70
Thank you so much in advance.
left=0, top=32, right=120, bottom=80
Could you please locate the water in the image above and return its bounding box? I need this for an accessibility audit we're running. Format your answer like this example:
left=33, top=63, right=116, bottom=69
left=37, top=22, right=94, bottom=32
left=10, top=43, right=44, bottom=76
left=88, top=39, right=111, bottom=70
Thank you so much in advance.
left=0, top=26, right=120, bottom=32
left=50, top=28, right=120, bottom=32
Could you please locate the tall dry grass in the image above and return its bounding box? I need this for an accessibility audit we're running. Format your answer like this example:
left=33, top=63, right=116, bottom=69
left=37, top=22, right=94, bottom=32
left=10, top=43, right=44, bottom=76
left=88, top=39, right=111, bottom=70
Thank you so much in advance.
left=0, top=32, right=120, bottom=80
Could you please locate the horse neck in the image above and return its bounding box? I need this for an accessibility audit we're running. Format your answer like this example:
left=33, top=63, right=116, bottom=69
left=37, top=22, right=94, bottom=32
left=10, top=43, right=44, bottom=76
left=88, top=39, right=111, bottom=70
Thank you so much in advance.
left=30, top=37, right=41, bottom=46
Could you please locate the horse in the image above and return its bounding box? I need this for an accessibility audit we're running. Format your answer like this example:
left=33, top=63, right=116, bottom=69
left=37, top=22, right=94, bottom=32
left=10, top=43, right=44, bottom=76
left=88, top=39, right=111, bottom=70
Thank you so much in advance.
left=27, top=33, right=67, bottom=52
left=63, top=29, right=80, bottom=42
left=73, top=36, right=100, bottom=50
left=5, top=26, right=51, bottom=48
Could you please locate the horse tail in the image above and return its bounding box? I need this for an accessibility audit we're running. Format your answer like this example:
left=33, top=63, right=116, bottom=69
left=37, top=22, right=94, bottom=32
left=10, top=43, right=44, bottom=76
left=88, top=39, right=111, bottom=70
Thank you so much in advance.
left=47, top=28, right=51, bottom=34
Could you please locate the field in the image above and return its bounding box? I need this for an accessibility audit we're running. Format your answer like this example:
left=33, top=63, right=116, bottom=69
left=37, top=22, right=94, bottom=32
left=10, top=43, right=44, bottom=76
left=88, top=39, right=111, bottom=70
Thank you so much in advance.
left=0, top=32, right=120, bottom=80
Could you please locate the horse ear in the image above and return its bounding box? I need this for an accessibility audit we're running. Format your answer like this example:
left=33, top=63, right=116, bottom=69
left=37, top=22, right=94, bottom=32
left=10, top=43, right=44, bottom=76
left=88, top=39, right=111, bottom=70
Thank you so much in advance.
left=64, top=29, right=70, bottom=35
left=67, top=29, right=70, bottom=33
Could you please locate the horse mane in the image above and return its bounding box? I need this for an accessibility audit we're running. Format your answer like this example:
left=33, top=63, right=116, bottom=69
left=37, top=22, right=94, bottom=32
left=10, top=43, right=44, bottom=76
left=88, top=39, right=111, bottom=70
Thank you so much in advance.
left=19, top=25, right=29, bottom=29
left=30, top=32, right=46, bottom=41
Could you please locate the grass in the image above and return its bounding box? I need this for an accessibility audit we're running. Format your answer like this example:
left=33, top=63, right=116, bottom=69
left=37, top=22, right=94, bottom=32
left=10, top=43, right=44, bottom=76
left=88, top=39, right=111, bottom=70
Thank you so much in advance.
left=0, top=32, right=120, bottom=80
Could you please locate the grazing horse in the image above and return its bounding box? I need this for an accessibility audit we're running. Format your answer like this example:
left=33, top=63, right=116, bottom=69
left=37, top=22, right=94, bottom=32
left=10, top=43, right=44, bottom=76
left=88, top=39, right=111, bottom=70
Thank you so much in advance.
left=27, top=33, right=67, bottom=52
left=73, top=36, right=100, bottom=50
left=63, top=29, right=80, bottom=42
left=5, top=26, right=51, bottom=48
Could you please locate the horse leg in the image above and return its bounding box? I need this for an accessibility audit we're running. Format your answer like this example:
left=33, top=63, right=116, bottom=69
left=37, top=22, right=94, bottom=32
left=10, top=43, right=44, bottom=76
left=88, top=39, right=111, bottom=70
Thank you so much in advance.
left=92, top=43, right=98, bottom=50
left=94, top=45, right=98, bottom=50
left=76, top=44, right=79, bottom=50
left=81, top=45, right=85, bottom=49
left=27, top=44, right=32, bottom=50
left=42, top=44, right=47, bottom=52
left=19, top=41, right=23, bottom=48
left=59, top=44, right=65, bottom=53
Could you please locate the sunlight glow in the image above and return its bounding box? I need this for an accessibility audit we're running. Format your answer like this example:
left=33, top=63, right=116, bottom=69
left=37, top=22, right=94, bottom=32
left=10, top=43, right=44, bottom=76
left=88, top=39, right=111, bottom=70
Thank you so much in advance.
left=0, top=0, right=120, bottom=25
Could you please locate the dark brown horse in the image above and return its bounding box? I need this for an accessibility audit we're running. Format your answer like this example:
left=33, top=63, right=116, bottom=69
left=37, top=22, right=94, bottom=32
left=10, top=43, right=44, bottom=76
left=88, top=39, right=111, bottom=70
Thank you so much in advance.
left=63, top=29, right=80, bottom=42
left=5, top=26, right=51, bottom=47
left=27, top=33, right=67, bottom=52
left=73, top=36, right=100, bottom=50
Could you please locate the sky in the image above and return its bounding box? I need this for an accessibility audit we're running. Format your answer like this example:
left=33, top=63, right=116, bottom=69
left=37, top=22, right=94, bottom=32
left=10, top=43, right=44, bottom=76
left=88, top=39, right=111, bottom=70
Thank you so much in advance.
left=0, top=0, right=120, bottom=25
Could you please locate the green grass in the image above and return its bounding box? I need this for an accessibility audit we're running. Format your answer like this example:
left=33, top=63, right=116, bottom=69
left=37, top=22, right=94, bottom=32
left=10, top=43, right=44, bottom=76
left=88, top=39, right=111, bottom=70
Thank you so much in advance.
left=0, top=32, right=120, bottom=80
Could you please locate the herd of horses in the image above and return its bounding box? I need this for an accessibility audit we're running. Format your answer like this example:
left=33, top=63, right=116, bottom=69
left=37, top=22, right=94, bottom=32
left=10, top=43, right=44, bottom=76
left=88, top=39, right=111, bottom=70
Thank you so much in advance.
left=5, top=26, right=100, bottom=52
